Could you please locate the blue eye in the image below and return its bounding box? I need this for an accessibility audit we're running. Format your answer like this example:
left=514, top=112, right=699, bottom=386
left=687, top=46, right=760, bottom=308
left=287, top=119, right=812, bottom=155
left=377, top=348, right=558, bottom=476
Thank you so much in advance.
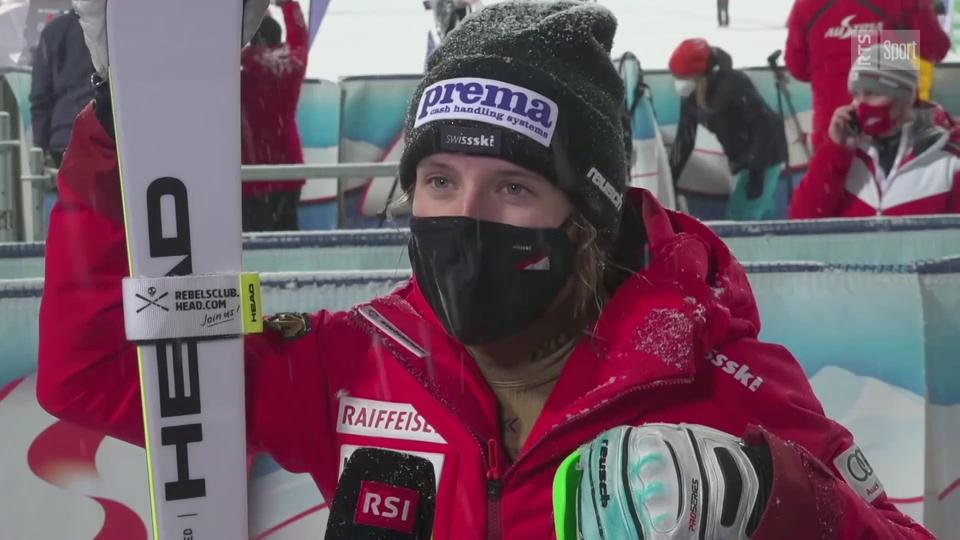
left=504, top=183, right=529, bottom=195
left=427, top=176, right=451, bottom=189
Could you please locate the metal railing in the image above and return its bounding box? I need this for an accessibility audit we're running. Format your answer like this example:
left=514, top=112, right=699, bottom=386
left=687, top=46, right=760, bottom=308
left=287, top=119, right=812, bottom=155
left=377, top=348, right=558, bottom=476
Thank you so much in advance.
left=241, top=162, right=397, bottom=181
left=15, top=151, right=401, bottom=240
left=0, top=112, right=20, bottom=241
left=18, top=161, right=399, bottom=185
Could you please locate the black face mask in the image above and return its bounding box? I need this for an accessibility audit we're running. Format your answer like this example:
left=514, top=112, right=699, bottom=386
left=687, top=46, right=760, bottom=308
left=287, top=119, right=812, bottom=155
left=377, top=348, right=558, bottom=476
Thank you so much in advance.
left=408, top=216, right=576, bottom=345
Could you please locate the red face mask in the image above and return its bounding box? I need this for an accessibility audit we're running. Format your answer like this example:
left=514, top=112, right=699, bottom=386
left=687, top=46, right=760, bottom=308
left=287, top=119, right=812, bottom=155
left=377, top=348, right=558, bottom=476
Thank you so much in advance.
left=856, top=102, right=897, bottom=136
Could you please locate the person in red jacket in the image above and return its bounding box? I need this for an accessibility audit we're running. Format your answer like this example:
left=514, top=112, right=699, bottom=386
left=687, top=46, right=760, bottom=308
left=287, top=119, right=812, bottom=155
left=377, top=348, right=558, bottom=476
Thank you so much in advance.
left=240, top=0, right=308, bottom=231
left=791, top=43, right=960, bottom=219
left=38, top=2, right=934, bottom=538
left=785, top=0, right=950, bottom=149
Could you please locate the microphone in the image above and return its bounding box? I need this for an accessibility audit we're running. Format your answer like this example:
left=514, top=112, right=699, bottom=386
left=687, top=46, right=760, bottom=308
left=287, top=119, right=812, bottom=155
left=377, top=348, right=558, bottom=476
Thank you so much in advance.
left=324, top=448, right=437, bottom=540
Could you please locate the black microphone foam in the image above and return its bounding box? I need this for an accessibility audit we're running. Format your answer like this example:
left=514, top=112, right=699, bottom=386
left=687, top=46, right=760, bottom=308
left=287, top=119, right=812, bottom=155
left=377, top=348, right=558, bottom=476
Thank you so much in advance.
left=324, top=448, right=437, bottom=540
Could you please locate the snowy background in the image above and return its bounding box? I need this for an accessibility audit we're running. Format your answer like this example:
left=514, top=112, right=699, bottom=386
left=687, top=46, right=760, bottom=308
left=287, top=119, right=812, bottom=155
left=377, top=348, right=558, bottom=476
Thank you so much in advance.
left=304, top=0, right=958, bottom=80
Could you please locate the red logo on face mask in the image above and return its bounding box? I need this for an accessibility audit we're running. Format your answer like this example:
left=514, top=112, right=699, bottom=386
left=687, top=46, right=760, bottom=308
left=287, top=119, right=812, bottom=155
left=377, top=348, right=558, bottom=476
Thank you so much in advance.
left=355, top=481, right=420, bottom=533
left=857, top=102, right=896, bottom=136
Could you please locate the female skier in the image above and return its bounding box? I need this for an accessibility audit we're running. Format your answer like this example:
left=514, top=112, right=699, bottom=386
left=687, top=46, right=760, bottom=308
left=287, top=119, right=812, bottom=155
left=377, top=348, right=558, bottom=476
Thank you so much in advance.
left=39, top=1, right=931, bottom=538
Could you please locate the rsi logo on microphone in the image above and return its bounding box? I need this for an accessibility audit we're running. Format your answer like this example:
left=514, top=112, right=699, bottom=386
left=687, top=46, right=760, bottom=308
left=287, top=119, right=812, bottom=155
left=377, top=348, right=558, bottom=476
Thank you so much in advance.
left=355, top=480, right=421, bottom=534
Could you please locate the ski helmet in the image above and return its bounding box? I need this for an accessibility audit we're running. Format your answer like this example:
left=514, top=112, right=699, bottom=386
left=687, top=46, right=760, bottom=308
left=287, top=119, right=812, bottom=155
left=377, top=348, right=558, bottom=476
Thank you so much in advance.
left=669, top=38, right=712, bottom=78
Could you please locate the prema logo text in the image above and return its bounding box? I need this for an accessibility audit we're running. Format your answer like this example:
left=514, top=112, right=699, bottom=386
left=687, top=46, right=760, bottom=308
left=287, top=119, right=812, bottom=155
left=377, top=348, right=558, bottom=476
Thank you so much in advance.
left=415, top=77, right=559, bottom=147
left=355, top=480, right=420, bottom=533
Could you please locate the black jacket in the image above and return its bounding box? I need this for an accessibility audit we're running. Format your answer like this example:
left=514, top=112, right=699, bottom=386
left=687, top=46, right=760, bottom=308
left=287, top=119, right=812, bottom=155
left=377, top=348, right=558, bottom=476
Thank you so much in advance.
left=29, top=10, right=95, bottom=153
left=669, top=47, right=788, bottom=183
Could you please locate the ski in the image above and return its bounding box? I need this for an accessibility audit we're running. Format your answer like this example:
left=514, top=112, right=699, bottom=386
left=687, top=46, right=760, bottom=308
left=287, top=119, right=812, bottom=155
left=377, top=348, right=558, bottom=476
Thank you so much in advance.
left=108, top=0, right=257, bottom=538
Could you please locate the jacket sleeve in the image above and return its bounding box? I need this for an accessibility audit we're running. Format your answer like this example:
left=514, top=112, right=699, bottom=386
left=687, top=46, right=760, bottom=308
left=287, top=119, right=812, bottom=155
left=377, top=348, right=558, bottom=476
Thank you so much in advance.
left=909, top=0, right=951, bottom=63
left=668, top=97, right=698, bottom=184
left=715, top=340, right=935, bottom=540
left=36, top=104, right=337, bottom=485
left=241, top=2, right=309, bottom=79
left=29, top=36, right=54, bottom=150
left=784, top=1, right=811, bottom=82
left=283, top=1, right=309, bottom=67
left=789, top=137, right=854, bottom=218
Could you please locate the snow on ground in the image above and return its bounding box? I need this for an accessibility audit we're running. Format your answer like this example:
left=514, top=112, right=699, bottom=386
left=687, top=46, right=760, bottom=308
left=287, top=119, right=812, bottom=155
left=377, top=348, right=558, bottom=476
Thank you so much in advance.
left=605, top=0, right=794, bottom=70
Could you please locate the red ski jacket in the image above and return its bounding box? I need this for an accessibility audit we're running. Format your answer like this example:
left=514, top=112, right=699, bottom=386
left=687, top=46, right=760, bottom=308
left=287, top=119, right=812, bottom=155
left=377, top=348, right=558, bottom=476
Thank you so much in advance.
left=785, top=0, right=950, bottom=149
left=37, top=105, right=934, bottom=539
left=240, top=1, right=308, bottom=195
left=790, top=113, right=960, bottom=218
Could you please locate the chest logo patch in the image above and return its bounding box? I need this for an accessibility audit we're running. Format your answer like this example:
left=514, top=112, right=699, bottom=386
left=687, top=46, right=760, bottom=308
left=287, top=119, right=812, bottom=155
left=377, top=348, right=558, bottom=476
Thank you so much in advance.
left=337, top=396, right=447, bottom=444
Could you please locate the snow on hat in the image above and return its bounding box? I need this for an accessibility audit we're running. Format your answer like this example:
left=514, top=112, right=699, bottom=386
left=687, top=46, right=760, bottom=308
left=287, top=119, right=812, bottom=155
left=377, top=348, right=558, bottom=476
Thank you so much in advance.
left=399, top=0, right=629, bottom=234
left=848, top=44, right=919, bottom=103
left=669, top=38, right=712, bottom=78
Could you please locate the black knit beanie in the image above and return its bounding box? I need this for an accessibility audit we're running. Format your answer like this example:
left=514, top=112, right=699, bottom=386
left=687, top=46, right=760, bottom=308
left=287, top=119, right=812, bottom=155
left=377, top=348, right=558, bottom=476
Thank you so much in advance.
left=399, top=0, right=628, bottom=233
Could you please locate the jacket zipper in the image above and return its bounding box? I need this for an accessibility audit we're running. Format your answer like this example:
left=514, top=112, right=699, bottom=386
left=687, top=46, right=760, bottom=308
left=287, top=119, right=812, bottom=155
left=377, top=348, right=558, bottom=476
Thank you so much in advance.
left=372, top=305, right=691, bottom=537
left=504, top=377, right=692, bottom=483
left=475, top=377, right=690, bottom=539
left=486, top=438, right=504, bottom=540
left=456, top=376, right=690, bottom=538
left=361, top=302, right=507, bottom=538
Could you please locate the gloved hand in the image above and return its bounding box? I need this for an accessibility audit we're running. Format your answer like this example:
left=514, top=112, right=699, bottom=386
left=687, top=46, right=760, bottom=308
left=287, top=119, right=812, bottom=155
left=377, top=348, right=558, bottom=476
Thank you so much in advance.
left=73, top=0, right=271, bottom=77
left=554, top=424, right=772, bottom=540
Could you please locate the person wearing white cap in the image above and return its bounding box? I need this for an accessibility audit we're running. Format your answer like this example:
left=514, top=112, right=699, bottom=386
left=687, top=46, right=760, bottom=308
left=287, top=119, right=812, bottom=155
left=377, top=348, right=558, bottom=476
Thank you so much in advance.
left=790, top=43, right=960, bottom=219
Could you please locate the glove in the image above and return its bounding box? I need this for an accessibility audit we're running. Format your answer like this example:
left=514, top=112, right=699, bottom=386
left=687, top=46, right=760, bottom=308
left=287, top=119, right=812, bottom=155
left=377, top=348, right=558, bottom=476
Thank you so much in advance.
left=554, top=424, right=772, bottom=540
left=73, top=0, right=271, bottom=77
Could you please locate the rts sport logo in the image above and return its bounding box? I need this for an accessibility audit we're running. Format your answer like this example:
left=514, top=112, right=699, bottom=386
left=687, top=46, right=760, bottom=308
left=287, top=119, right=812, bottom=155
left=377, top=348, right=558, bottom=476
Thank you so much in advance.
left=355, top=480, right=420, bottom=534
